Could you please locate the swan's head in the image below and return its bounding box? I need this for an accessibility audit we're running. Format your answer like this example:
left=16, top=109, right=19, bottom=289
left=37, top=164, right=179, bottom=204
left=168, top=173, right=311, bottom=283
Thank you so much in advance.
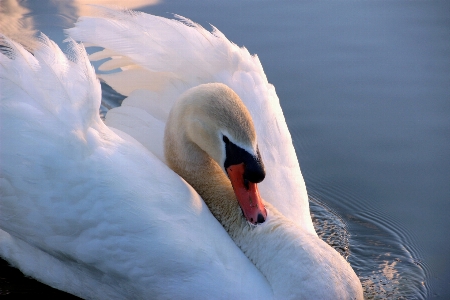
left=166, top=83, right=267, bottom=225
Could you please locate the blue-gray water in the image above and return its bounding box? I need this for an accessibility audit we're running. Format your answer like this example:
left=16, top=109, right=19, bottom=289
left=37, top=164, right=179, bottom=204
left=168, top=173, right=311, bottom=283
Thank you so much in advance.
left=1, top=0, right=449, bottom=298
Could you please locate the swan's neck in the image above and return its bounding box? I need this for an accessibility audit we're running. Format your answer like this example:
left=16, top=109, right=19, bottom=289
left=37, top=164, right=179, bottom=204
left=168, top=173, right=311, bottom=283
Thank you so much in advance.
left=163, top=84, right=362, bottom=299
left=166, top=140, right=361, bottom=299
left=165, top=139, right=242, bottom=234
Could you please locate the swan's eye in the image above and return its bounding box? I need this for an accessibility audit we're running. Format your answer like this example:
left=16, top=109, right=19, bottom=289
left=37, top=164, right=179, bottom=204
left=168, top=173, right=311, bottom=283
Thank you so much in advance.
left=223, top=135, right=230, bottom=144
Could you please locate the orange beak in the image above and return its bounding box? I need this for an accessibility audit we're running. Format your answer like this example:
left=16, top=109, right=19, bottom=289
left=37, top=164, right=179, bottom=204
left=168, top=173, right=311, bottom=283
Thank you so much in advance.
left=226, top=163, right=267, bottom=225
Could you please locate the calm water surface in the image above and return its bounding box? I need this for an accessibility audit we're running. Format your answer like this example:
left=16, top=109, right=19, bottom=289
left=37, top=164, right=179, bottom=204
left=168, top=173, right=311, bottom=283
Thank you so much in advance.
left=1, top=0, right=449, bottom=298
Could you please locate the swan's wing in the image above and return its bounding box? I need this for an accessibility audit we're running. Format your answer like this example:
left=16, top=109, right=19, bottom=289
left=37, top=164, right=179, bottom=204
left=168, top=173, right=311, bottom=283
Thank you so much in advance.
left=0, top=35, right=271, bottom=299
left=67, top=7, right=315, bottom=234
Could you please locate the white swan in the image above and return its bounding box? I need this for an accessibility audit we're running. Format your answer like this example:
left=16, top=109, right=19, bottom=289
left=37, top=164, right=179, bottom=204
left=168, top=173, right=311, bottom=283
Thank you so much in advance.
left=0, top=7, right=363, bottom=300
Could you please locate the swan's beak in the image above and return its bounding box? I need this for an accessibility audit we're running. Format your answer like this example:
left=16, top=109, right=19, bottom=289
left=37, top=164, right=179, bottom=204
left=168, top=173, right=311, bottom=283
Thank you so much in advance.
left=226, top=163, right=267, bottom=225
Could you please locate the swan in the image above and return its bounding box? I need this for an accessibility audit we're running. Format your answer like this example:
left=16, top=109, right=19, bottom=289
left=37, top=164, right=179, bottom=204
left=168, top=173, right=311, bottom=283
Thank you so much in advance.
left=0, top=7, right=363, bottom=300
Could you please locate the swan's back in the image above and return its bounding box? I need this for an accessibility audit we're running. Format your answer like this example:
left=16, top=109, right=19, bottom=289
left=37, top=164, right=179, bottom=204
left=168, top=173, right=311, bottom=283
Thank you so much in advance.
left=0, top=34, right=272, bottom=299
left=67, top=7, right=315, bottom=234
left=0, top=10, right=364, bottom=298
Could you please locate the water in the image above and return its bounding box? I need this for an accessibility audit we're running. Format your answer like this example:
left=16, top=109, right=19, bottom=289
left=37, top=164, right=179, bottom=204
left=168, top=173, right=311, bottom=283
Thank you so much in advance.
left=1, top=0, right=449, bottom=298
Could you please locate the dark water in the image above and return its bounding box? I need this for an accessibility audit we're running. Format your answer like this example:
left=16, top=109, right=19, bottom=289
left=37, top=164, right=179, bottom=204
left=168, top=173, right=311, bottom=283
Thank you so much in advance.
left=1, top=0, right=449, bottom=298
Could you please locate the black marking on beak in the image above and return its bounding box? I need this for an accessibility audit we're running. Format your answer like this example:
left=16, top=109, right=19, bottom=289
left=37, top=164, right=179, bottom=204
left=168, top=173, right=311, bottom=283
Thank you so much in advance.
left=223, top=135, right=265, bottom=184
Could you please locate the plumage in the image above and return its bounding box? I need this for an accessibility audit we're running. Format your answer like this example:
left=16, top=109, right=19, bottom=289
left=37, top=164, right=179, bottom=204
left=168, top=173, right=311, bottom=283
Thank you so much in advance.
left=0, top=7, right=363, bottom=299
left=66, top=7, right=314, bottom=232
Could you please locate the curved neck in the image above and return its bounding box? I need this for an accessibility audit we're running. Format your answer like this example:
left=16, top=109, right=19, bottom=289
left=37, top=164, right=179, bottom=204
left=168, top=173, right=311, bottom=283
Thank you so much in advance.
left=165, top=140, right=362, bottom=298
left=163, top=85, right=362, bottom=299
left=165, top=138, right=243, bottom=234
left=165, top=134, right=303, bottom=297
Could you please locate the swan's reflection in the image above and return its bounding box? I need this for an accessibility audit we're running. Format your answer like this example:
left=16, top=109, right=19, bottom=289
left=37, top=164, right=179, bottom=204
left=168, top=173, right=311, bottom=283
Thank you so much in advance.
left=71, top=0, right=160, bottom=17
left=360, top=256, right=402, bottom=298
left=0, top=0, right=160, bottom=49
left=0, top=0, right=36, bottom=49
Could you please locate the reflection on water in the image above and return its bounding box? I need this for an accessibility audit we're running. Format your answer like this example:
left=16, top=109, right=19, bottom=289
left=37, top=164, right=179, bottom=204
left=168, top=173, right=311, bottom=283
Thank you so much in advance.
left=310, top=197, right=427, bottom=299
left=361, top=259, right=403, bottom=299
left=349, top=207, right=429, bottom=299
left=0, top=0, right=36, bottom=49
left=0, top=0, right=160, bottom=48
left=310, top=197, right=350, bottom=259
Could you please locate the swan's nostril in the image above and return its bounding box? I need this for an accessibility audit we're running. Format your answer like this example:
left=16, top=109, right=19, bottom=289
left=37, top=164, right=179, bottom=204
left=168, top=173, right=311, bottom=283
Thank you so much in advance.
left=257, top=213, right=265, bottom=224
left=244, top=178, right=249, bottom=190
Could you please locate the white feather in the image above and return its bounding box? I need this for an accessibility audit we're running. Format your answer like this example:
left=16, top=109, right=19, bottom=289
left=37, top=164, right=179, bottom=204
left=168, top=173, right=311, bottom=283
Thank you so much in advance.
left=0, top=7, right=363, bottom=299
left=67, top=6, right=313, bottom=233
left=0, top=33, right=271, bottom=299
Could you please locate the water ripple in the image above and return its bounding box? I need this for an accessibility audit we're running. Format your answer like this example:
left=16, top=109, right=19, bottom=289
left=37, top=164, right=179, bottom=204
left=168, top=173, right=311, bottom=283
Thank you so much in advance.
left=310, top=196, right=428, bottom=299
